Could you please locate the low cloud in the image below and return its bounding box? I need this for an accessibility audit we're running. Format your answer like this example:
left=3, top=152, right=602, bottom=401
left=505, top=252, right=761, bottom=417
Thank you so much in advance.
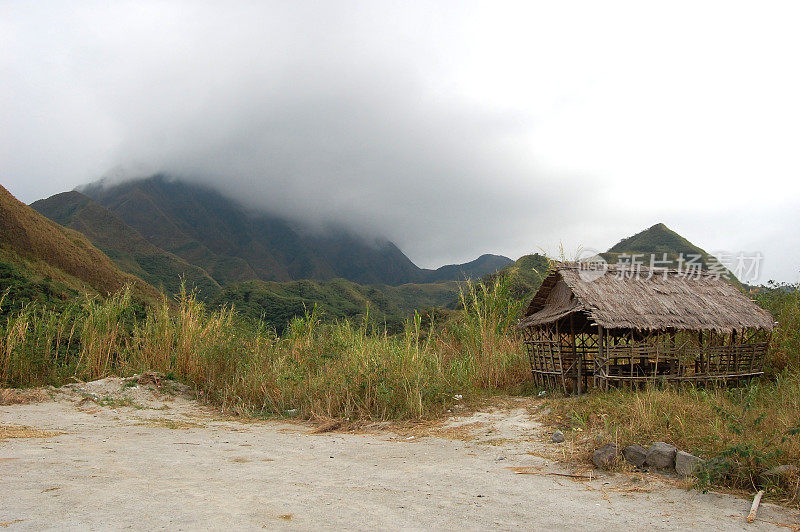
left=2, top=1, right=798, bottom=280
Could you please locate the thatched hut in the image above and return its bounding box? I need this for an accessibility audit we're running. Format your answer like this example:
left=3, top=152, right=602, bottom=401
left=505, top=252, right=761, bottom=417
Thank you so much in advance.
left=517, top=263, right=775, bottom=394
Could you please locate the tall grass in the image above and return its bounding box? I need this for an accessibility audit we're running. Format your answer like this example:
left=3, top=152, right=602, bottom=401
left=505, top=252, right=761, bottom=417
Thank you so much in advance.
left=549, top=284, right=800, bottom=505
left=2, top=277, right=797, bottom=502
left=756, top=282, right=800, bottom=374
left=0, top=277, right=530, bottom=420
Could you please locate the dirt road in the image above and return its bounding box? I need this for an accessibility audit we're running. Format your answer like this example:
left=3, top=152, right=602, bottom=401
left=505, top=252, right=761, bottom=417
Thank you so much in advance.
left=1, top=378, right=797, bottom=530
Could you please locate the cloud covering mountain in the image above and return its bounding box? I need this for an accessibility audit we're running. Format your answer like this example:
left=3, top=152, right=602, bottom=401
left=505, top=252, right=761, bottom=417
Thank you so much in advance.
left=2, top=1, right=799, bottom=281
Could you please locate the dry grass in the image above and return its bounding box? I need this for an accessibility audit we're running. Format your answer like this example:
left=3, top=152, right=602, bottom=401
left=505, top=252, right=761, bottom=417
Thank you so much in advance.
left=1, top=272, right=797, bottom=507
left=0, top=424, right=61, bottom=441
left=533, top=286, right=800, bottom=507
left=134, top=417, right=205, bottom=430
left=0, top=388, right=48, bottom=405
left=1, top=277, right=532, bottom=421
left=544, top=374, right=800, bottom=506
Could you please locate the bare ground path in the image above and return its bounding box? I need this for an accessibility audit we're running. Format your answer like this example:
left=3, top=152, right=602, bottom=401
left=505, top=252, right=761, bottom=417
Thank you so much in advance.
left=1, top=377, right=798, bottom=531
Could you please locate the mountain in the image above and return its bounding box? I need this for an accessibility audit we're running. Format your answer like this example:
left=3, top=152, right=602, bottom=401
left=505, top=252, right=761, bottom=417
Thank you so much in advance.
left=212, top=278, right=460, bottom=333
left=423, top=254, right=513, bottom=282
left=603, top=222, right=731, bottom=276
left=607, top=222, right=709, bottom=262
left=0, top=184, right=160, bottom=312
left=492, top=223, right=733, bottom=307
left=79, top=176, right=511, bottom=286
left=483, top=253, right=552, bottom=301
left=31, top=191, right=220, bottom=297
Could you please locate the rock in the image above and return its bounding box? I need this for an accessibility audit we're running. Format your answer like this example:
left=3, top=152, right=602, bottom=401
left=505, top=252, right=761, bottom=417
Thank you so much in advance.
left=675, top=451, right=704, bottom=477
left=551, top=431, right=565, bottom=443
left=622, top=444, right=648, bottom=467
left=645, top=442, right=677, bottom=469
left=592, top=443, right=619, bottom=469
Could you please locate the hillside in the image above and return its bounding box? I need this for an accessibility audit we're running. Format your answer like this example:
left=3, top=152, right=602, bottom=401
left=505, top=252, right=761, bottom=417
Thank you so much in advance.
left=211, top=277, right=460, bottom=333
left=31, top=191, right=220, bottom=297
left=484, top=253, right=552, bottom=302
left=0, top=185, right=160, bottom=309
left=79, top=176, right=510, bottom=286
left=491, top=223, right=735, bottom=308
left=423, top=254, right=513, bottom=282
left=603, top=222, right=726, bottom=273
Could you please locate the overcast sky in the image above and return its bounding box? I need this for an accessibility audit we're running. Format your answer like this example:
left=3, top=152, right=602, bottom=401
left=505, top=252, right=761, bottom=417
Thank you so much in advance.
left=2, top=1, right=799, bottom=282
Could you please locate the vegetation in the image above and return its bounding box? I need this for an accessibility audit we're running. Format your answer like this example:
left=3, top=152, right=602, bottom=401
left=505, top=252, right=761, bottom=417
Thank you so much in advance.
left=0, top=185, right=160, bottom=303
left=607, top=222, right=710, bottom=258
left=754, top=282, right=800, bottom=375
left=483, top=252, right=551, bottom=301
left=0, top=257, right=78, bottom=317
left=0, top=276, right=529, bottom=420
left=548, top=283, right=800, bottom=505
left=3, top=182, right=798, bottom=505
left=602, top=223, right=736, bottom=281
left=211, top=278, right=460, bottom=333
left=31, top=191, right=220, bottom=298
left=77, top=176, right=510, bottom=286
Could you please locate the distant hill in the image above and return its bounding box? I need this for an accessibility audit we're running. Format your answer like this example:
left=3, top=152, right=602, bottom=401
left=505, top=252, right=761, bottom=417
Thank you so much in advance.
left=492, top=223, right=735, bottom=309
left=32, top=191, right=220, bottom=297
left=79, top=176, right=510, bottom=286
left=483, top=253, right=552, bottom=303
left=603, top=222, right=734, bottom=280
left=606, top=223, right=711, bottom=265
left=211, top=277, right=460, bottom=333
left=0, top=185, right=160, bottom=311
left=423, top=254, right=513, bottom=282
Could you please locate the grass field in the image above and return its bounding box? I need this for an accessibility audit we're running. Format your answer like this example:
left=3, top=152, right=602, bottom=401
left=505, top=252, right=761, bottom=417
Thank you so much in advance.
left=1, top=276, right=798, bottom=504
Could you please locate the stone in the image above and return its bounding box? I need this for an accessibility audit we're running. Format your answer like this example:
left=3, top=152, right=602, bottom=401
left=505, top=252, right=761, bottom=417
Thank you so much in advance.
left=592, top=443, right=619, bottom=469
left=551, top=431, right=565, bottom=443
left=645, top=442, right=677, bottom=469
left=622, top=444, right=648, bottom=467
left=675, top=451, right=704, bottom=477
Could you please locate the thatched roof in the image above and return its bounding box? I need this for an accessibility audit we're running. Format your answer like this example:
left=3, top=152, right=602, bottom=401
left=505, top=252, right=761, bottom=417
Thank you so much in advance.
left=518, top=263, right=774, bottom=332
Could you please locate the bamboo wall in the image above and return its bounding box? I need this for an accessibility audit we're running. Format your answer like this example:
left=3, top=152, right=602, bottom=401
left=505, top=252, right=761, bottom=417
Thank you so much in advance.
left=522, top=318, right=770, bottom=394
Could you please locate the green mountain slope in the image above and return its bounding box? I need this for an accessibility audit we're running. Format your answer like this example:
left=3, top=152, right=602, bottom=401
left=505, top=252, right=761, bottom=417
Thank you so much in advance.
left=79, top=176, right=511, bottom=286
left=423, top=254, right=513, bottom=282
left=80, top=176, right=420, bottom=285
left=605, top=223, right=711, bottom=264
left=484, top=253, right=552, bottom=301
left=211, top=278, right=460, bottom=333
left=491, top=223, right=734, bottom=309
left=0, top=184, right=161, bottom=311
left=31, top=191, right=220, bottom=297
left=603, top=222, right=734, bottom=280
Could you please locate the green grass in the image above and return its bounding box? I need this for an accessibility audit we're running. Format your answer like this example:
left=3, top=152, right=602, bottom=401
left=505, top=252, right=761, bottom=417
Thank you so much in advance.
left=211, top=277, right=460, bottom=334
left=0, top=276, right=531, bottom=420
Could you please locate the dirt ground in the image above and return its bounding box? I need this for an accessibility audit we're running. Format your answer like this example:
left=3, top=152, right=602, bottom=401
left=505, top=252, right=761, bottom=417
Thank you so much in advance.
left=1, top=377, right=798, bottom=530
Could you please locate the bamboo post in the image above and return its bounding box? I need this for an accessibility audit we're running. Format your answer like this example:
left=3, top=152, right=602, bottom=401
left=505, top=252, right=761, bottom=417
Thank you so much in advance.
left=654, top=332, right=660, bottom=384
left=571, top=314, right=581, bottom=395
left=556, top=320, right=567, bottom=394
left=747, top=490, right=764, bottom=523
